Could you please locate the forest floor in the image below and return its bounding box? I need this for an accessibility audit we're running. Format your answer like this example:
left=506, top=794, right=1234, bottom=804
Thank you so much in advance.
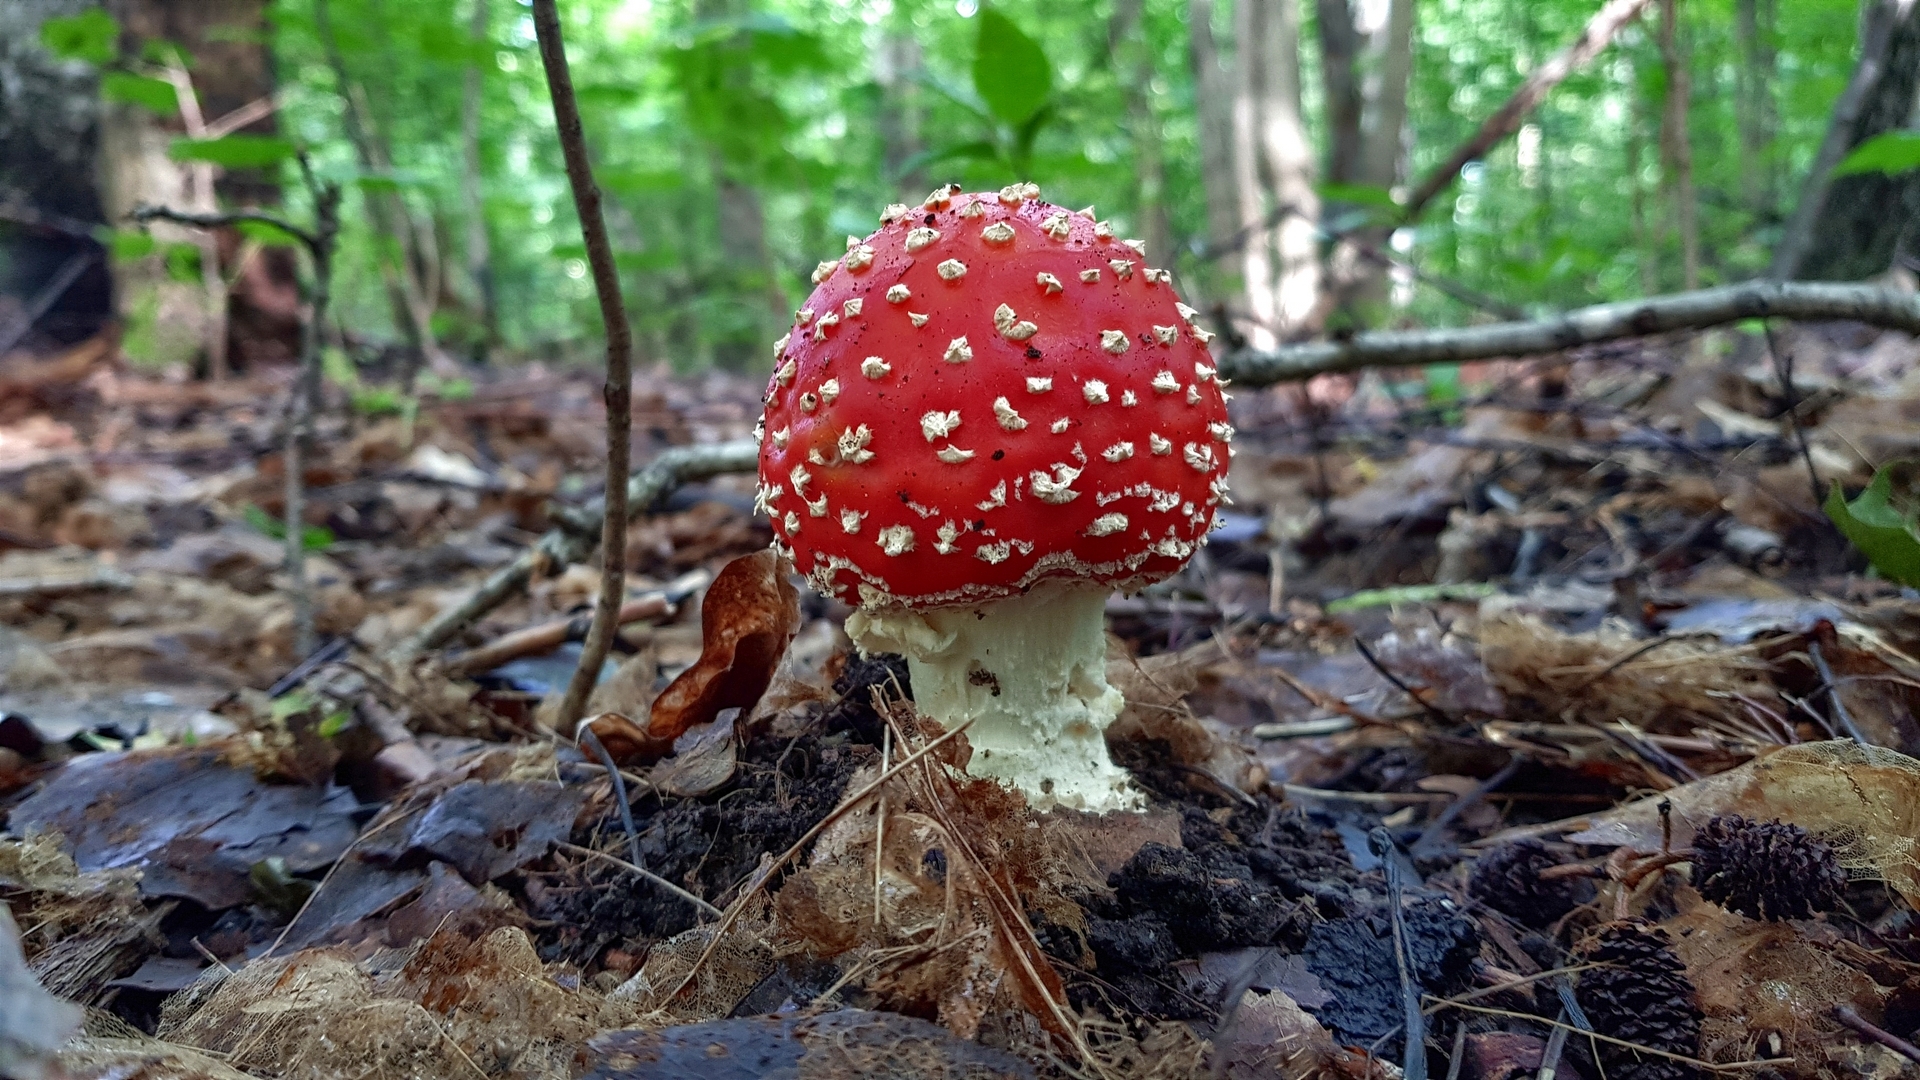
left=6, top=321, right=1920, bottom=1080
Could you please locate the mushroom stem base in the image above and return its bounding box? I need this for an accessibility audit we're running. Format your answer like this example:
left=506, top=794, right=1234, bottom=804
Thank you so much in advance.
left=845, top=582, right=1141, bottom=813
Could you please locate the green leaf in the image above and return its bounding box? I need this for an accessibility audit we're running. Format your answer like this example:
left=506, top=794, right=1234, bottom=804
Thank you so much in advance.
left=242, top=504, right=334, bottom=552
left=1318, top=181, right=1400, bottom=210
left=163, top=243, right=201, bottom=284
left=1833, top=131, right=1920, bottom=178
left=972, top=6, right=1051, bottom=126
left=40, top=10, right=118, bottom=65
left=96, top=227, right=157, bottom=262
left=317, top=711, right=353, bottom=738
left=1325, top=582, right=1500, bottom=614
left=101, top=72, right=179, bottom=115
left=1825, top=463, right=1920, bottom=586
left=169, top=134, right=298, bottom=169
left=235, top=219, right=302, bottom=247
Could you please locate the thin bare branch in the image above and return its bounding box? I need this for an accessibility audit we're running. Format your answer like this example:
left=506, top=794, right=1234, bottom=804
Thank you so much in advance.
left=1402, top=0, right=1656, bottom=222
left=532, top=0, right=638, bottom=730
left=1218, top=281, right=1920, bottom=385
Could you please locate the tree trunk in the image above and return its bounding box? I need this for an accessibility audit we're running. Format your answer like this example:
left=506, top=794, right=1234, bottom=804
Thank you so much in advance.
left=1109, top=0, right=1172, bottom=269
left=1782, top=0, right=1920, bottom=282
left=1359, top=0, right=1416, bottom=191
left=461, top=0, right=498, bottom=361
left=1657, top=0, right=1700, bottom=289
left=1232, top=0, right=1319, bottom=347
left=93, top=0, right=297, bottom=373
left=875, top=30, right=925, bottom=199
left=1328, top=0, right=1417, bottom=323
left=314, top=0, right=449, bottom=373
left=1628, top=75, right=1657, bottom=294
left=1734, top=0, right=1779, bottom=219
left=1402, top=0, right=1655, bottom=222
left=1188, top=0, right=1241, bottom=258
left=0, top=0, right=115, bottom=356
left=1316, top=0, right=1363, bottom=186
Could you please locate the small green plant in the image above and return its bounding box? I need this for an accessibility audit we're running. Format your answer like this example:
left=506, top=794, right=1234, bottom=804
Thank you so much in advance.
left=1825, top=462, right=1920, bottom=587
left=243, top=504, right=334, bottom=552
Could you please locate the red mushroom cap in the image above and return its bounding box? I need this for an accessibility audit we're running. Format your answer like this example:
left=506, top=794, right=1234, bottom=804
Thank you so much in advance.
left=755, top=184, right=1233, bottom=609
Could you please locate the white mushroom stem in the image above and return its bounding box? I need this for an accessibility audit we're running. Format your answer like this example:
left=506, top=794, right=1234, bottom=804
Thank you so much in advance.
left=844, top=581, right=1142, bottom=812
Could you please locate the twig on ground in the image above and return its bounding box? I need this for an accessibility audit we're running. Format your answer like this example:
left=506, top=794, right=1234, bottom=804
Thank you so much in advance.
left=1353, top=635, right=1454, bottom=727
left=533, top=0, right=636, bottom=731
left=1762, top=321, right=1825, bottom=509
left=557, top=842, right=721, bottom=921
left=1833, top=1005, right=1920, bottom=1065
left=576, top=725, right=645, bottom=869
left=1412, top=754, right=1524, bottom=853
left=388, top=440, right=758, bottom=659
left=1218, top=282, right=1920, bottom=386
left=1371, top=827, right=1427, bottom=1080
left=1808, top=640, right=1872, bottom=746
left=444, top=592, right=677, bottom=677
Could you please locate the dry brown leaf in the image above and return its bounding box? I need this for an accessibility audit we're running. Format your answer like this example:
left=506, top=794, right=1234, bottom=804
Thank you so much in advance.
left=1548, top=740, right=1920, bottom=906
left=645, top=549, right=799, bottom=752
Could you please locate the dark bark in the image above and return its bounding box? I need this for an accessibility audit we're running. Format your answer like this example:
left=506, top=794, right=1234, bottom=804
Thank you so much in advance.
left=1316, top=0, right=1364, bottom=186
left=0, top=1, right=113, bottom=353
left=1793, top=2, right=1920, bottom=282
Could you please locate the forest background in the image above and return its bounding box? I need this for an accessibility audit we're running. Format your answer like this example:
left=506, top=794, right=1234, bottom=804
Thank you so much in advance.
left=0, top=0, right=1914, bottom=385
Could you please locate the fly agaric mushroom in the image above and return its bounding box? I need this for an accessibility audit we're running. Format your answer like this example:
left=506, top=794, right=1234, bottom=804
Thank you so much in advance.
left=755, top=183, right=1232, bottom=811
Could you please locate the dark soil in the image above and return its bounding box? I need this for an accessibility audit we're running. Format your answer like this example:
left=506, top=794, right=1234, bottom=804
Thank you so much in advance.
left=1066, top=796, right=1358, bottom=1021
left=1302, top=896, right=1481, bottom=1046
left=532, top=731, right=873, bottom=965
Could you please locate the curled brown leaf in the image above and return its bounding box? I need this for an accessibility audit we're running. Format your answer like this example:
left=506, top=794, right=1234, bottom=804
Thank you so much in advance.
left=642, top=549, right=799, bottom=759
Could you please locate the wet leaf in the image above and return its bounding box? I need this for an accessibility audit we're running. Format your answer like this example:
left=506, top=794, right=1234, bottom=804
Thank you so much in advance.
left=644, top=549, right=799, bottom=754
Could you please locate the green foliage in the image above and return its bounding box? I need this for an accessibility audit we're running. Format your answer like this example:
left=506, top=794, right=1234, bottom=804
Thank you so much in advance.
left=169, top=134, right=299, bottom=170
left=96, top=227, right=157, bottom=262
left=162, top=243, right=202, bottom=284
left=235, top=219, right=305, bottom=248
left=1834, top=131, right=1920, bottom=178
left=101, top=71, right=179, bottom=114
left=972, top=6, right=1051, bottom=126
left=350, top=385, right=412, bottom=417
left=249, top=0, right=1866, bottom=369
left=1825, top=464, right=1920, bottom=587
left=243, top=505, right=335, bottom=552
left=40, top=10, right=119, bottom=65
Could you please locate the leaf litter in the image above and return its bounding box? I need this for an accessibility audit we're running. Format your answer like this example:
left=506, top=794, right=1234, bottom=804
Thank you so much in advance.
left=7, top=334, right=1920, bottom=1078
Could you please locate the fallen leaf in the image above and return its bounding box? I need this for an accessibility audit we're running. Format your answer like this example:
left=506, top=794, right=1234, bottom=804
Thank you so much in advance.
left=643, top=549, right=799, bottom=756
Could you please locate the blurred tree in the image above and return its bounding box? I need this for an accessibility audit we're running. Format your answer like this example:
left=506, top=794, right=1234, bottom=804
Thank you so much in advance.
left=1781, top=0, right=1920, bottom=281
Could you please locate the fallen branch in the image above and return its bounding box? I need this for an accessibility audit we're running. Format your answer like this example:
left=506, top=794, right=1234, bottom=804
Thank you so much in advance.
left=1401, top=0, right=1655, bottom=222
left=443, top=570, right=708, bottom=678
left=1217, top=281, right=1920, bottom=385
left=389, top=440, right=760, bottom=659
